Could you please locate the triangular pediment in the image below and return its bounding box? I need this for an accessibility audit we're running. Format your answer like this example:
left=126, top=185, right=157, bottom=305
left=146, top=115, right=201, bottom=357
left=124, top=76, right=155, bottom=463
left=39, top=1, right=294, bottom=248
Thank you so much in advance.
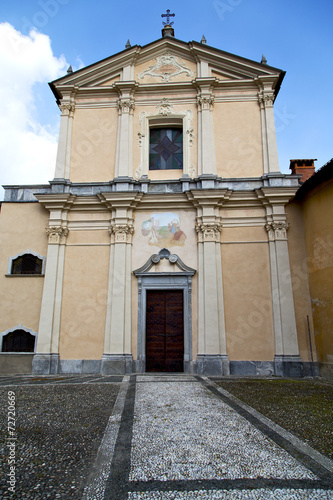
left=50, top=37, right=284, bottom=100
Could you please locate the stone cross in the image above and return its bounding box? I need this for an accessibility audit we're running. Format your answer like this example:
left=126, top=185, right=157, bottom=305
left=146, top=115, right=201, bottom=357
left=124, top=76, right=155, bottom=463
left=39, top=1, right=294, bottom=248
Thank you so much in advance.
left=161, top=9, right=175, bottom=26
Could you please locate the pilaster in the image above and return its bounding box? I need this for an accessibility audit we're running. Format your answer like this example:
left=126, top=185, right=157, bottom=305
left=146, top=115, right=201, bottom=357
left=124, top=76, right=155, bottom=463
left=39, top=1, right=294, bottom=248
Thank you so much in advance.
left=188, top=190, right=230, bottom=375
left=54, top=98, right=75, bottom=179
left=32, top=194, right=74, bottom=374
left=99, top=192, right=142, bottom=374
left=258, top=88, right=280, bottom=174
left=114, top=82, right=138, bottom=178
left=195, top=78, right=217, bottom=176
left=257, top=187, right=302, bottom=376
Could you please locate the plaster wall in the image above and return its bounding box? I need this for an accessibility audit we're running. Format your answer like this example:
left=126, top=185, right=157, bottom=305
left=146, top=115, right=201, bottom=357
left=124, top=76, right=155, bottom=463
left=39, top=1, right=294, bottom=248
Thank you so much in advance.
left=0, top=203, right=48, bottom=334
left=222, top=228, right=274, bottom=361
left=301, top=181, right=333, bottom=366
left=59, top=237, right=109, bottom=359
left=214, top=101, right=263, bottom=178
left=70, top=107, right=118, bottom=182
left=286, top=202, right=316, bottom=362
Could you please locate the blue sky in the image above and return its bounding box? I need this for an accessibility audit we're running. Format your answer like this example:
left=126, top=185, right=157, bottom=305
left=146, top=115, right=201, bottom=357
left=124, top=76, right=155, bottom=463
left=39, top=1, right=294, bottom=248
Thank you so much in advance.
left=0, top=0, right=332, bottom=198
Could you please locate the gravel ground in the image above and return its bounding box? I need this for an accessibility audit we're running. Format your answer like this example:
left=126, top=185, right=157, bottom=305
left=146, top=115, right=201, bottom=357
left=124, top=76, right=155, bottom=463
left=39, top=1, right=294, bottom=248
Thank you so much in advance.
left=214, top=379, right=333, bottom=460
left=0, top=382, right=119, bottom=499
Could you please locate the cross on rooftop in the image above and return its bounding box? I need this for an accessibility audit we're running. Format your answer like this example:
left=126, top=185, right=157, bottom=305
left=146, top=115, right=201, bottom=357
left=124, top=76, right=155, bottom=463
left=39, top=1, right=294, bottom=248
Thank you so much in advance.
left=161, top=9, right=175, bottom=26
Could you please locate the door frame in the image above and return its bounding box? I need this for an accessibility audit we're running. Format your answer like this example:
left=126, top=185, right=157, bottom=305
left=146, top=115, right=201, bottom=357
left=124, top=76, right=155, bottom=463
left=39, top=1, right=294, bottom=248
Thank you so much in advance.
left=134, top=248, right=195, bottom=373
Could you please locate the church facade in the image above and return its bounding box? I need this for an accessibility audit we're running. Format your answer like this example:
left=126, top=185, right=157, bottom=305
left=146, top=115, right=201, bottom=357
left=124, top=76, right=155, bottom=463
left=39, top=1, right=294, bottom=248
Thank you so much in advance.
left=0, top=26, right=318, bottom=377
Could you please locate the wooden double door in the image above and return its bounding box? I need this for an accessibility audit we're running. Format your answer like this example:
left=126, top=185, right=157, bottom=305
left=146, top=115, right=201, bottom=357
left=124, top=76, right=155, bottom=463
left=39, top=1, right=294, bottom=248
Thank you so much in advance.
left=146, top=290, right=184, bottom=372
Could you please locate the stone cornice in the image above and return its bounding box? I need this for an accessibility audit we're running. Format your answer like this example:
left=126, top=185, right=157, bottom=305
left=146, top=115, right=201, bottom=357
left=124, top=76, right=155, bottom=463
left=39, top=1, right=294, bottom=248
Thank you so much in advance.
left=3, top=175, right=301, bottom=203
left=34, top=193, right=76, bottom=211
left=256, top=187, right=299, bottom=206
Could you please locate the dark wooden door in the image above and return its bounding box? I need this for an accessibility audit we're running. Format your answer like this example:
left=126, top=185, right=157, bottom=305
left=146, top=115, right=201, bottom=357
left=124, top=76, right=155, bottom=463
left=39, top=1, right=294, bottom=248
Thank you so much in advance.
left=146, top=290, right=184, bottom=372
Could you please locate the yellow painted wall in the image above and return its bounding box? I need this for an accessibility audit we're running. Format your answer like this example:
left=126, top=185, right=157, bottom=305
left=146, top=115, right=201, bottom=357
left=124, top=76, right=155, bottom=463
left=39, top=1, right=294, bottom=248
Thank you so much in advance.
left=300, top=181, right=333, bottom=366
left=286, top=202, right=316, bottom=362
left=0, top=203, right=48, bottom=334
left=59, top=236, right=110, bottom=359
left=70, top=107, right=118, bottom=182
left=214, top=101, right=263, bottom=178
left=222, top=235, right=274, bottom=361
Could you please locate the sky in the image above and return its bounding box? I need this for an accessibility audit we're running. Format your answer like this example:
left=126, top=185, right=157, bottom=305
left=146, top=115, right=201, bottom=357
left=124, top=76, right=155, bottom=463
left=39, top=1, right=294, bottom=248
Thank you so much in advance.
left=0, top=0, right=332, bottom=199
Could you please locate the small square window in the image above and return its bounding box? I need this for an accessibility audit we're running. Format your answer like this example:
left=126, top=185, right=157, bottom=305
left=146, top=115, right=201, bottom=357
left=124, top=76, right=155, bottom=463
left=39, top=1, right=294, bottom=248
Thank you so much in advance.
left=149, top=128, right=183, bottom=170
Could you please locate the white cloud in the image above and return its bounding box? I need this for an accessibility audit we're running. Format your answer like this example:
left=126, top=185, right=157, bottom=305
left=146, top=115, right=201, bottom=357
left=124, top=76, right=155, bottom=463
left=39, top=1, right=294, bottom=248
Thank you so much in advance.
left=0, top=23, right=69, bottom=197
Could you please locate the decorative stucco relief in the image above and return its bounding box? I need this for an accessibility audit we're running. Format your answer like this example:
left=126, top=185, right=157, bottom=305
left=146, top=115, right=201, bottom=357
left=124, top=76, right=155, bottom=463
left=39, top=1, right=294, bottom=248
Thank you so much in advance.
left=157, top=98, right=173, bottom=116
left=141, top=213, right=186, bottom=247
left=138, top=53, right=194, bottom=82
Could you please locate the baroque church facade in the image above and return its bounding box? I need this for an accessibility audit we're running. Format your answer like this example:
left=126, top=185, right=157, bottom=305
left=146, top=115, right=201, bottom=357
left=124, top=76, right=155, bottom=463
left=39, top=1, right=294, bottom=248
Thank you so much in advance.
left=0, top=22, right=318, bottom=377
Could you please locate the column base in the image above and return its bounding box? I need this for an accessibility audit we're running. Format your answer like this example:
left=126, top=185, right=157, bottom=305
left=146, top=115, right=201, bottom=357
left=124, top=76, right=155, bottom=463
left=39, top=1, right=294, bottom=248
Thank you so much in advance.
left=229, top=361, right=275, bottom=376
left=101, top=354, right=133, bottom=375
left=32, top=354, right=59, bottom=375
left=274, top=355, right=304, bottom=378
left=195, top=355, right=230, bottom=376
left=318, top=362, right=333, bottom=380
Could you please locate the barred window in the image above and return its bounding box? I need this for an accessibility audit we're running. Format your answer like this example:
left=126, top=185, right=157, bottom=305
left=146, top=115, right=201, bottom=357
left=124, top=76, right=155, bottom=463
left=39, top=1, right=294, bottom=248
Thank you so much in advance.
left=11, top=253, right=43, bottom=275
left=2, top=330, right=35, bottom=352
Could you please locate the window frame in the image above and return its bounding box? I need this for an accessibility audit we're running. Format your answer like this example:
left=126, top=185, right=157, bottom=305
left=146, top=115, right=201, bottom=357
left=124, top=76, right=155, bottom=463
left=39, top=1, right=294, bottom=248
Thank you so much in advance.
left=136, top=110, right=195, bottom=179
left=7, top=249, right=46, bottom=277
left=0, top=325, right=37, bottom=353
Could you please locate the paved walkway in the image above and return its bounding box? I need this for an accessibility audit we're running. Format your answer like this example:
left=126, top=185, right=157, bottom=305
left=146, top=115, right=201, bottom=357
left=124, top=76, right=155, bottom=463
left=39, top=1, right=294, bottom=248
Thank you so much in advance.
left=82, top=375, right=333, bottom=499
left=1, top=374, right=332, bottom=499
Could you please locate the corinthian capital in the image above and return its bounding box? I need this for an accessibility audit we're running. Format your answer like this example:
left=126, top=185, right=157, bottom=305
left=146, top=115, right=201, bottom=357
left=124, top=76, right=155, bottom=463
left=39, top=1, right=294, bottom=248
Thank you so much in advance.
left=265, top=221, right=289, bottom=241
left=46, top=226, right=69, bottom=244
left=110, top=224, right=134, bottom=243
left=59, top=103, right=75, bottom=117
left=117, top=98, right=135, bottom=114
left=195, top=222, right=222, bottom=242
left=197, top=95, right=215, bottom=111
left=258, top=93, right=274, bottom=108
